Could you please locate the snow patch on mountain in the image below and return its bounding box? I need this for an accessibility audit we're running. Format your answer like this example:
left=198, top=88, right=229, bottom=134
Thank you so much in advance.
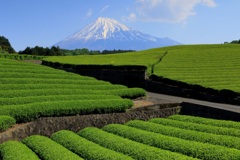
left=66, top=17, right=131, bottom=41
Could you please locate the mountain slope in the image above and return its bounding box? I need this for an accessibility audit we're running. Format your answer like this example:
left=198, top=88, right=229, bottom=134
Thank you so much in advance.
left=54, top=17, right=180, bottom=51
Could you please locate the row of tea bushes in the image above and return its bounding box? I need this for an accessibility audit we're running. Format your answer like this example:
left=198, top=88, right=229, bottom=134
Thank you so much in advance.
left=0, top=95, right=122, bottom=106
left=0, top=78, right=108, bottom=85
left=0, top=99, right=133, bottom=122
left=51, top=130, right=133, bottom=160
left=0, top=72, right=100, bottom=80
left=1, top=115, right=240, bottom=159
left=0, top=54, right=43, bottom=60
left=168, top=114, right=240, bottom=129
left=149, top=118, right=240, bottom=138
left=0, top=141, right=39, bottom=160
left=0, top=88, right=145, bottom=99
left=0, top=84, right=127, bottom=91
left=22, top=135, right=82, bottom=160
left=0, top=116, right=16, bottom=132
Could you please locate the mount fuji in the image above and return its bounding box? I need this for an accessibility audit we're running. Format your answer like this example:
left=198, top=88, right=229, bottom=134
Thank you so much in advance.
left=54, top=17, right=180, bottom=51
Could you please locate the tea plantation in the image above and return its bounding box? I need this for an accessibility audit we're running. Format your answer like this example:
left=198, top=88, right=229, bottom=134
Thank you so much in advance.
left=154, top=44, right=240, bottom=92
left=1, top=44, right=240, bottom=159
left=1, top=115, right=240, bottom=160
left=45, top=44, right=240, bottom=92
left=44, top=47, right=167, bottom=74
left=0, top=58, right=145, bottom=131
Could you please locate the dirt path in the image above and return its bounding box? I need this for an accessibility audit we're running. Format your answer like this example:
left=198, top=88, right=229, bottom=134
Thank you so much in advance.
left=23, top=60, right=42, bottom=64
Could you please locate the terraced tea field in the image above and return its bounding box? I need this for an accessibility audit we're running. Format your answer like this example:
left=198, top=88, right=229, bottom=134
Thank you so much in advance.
left=154, top=44, right=240, bottom=92
left=0, top=58, right=145, bottom=131
left=45, top=44, right=240, bottom=92
left=44, top=48, right=167, bottom=74
left=1, top=115, right=240, bottom=160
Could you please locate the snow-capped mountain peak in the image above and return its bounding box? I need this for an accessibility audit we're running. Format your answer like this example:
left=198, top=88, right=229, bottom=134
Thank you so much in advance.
left=54, top=17, right=181, bottom=51
left=68, top=17, right=131, bottom=41
left=96, top=17, right=130, bottom=32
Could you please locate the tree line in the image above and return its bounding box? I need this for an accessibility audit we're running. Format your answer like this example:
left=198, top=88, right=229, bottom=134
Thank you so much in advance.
left=19, top=46, right=135, bottom=56
left=224, top=39, right=240, bottom=44
left=0, top=35, right=135, bottom=56
left=19, top=46, right=64, bottom=56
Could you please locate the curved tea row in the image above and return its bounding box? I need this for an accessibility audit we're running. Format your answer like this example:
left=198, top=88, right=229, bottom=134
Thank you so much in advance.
left=1, top=115, right=240, bottom=160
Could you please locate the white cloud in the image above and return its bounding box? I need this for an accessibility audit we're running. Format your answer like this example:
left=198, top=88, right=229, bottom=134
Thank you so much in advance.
left=100, top=5, right=110, bottom=13
left=201, top=0, right=217, bottom=7
left=128, top=0, right=217, bottom=23
left=85, top=9, right=93, bottom=18
left=125, top=13, right=137, bottom=21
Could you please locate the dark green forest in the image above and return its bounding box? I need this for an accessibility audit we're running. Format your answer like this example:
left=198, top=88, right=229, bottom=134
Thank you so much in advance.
left=230, top=40, right=240, bottom=44
left=0, top=36, right=16, bottom=53
left=19, top=46, right=135, bottom=56
left=19, top=46, right=64, bottom=56
left=224, top=39, right=240, bottom=44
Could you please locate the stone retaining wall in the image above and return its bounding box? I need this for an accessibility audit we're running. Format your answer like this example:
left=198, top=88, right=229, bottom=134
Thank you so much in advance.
left=0, top=104, right=181, bottom=143
left=180, top=102, right=240, bottom=121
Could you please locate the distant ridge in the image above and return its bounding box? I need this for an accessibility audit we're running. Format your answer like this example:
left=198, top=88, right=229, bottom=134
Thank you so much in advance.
left=54, top=17, right=180, bottom=51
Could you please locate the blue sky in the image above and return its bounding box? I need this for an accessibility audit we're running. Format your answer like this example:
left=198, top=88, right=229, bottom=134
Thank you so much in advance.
left=1, top=0, right=239, bottom=51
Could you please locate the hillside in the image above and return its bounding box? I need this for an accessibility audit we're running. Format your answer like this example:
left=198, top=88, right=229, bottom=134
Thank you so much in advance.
left=154, top=44, right=240, bottom=92
left=45, top=44, right=240, bottom=92
left=44, top=48, right=167, bottom=74
left=0, top=58, right=145, bottom=131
